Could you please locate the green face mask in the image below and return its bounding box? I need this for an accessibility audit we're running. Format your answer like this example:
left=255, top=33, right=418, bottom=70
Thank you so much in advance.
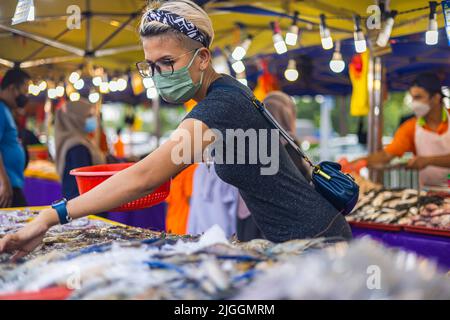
left=153, top=49, right=204, bottom=104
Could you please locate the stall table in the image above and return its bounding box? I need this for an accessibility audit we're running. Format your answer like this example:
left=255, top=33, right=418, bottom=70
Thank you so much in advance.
left=351, top=226, right=450, bottom=270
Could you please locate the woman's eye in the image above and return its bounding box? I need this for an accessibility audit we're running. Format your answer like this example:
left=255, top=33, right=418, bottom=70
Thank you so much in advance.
left=159, top=60, right=174, bottom=66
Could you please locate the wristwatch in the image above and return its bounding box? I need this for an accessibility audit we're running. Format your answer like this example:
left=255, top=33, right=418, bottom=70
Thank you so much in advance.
left=51, top=198, right=72, bottom=225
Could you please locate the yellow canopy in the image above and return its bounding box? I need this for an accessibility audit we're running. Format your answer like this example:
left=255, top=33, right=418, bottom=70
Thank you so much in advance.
left=0, top=0, right=444, bottom=76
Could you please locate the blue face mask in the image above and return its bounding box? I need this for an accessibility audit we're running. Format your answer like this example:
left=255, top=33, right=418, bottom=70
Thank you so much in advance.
left=84, top=116, right=97, bottom=133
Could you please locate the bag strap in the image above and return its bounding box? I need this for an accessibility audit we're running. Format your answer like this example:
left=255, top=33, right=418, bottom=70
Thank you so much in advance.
left=212, top=80, right=315, bottom=167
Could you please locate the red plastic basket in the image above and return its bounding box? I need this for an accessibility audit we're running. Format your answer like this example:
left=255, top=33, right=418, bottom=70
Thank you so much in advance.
left=70, top=163, right=171, bottom=212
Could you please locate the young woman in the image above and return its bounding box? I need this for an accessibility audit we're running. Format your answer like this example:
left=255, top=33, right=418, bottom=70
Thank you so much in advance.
left=0, top=0, right=351, bottom=261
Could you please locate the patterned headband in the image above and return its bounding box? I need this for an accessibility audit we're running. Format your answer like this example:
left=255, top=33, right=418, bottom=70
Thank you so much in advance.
left=146, top=9, right=210, bottom=47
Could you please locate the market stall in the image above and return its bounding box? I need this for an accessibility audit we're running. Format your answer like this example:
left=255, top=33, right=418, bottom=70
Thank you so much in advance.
left=23, top=160, right=62, bottom=206
left=1, top=207, right=449, bottom=300
left=0, top=0, right=450, bottom=303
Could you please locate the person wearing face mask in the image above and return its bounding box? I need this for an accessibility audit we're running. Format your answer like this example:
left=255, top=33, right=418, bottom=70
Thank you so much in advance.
left=364, top=72, right=450, bottom=186
left=54, top=97, right=105, bottom=200
left=0, top=68, right=30, bottom=208
left=0, top=0, right=352, bottom=260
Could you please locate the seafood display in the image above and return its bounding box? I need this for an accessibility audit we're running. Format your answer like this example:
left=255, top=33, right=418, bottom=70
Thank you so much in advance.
left=1, top=222, right=449, bottom=299
left=347, top=189, right=450, bottom=230
left=0, top=209, right=196, bottom=264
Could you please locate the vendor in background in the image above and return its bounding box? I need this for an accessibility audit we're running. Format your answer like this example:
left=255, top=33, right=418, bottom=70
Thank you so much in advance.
left=363, top=72, right=450, bottom=186
left=55, top=97, right=105, bottom=200
left=0, top=68, right=30, bottom=208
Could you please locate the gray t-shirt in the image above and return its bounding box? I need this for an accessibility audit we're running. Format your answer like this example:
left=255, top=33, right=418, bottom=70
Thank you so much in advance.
left=184, top=74, right=352, bottom=242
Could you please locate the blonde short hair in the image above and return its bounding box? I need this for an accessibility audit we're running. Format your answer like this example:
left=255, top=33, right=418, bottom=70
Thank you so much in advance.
left=139, top=0, right=214, bottom=48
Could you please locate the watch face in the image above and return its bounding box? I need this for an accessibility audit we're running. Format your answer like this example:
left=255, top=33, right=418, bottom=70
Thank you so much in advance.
left=52, top=198, right=67, bottom=206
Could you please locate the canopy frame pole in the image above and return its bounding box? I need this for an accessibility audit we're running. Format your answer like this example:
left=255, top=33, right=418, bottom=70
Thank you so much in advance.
left=19, top=55, right=80, bottom=68
left=95, top=45, right=142, bottom=57
left=367, top=56, right=385, bottom=183
left=23, top=26, right=76, bottom=62
left=86, top=0, right=93, bottom=53
left=0, top=58, right=15, bottom=68
left=0, top=23, right=85, bottom=56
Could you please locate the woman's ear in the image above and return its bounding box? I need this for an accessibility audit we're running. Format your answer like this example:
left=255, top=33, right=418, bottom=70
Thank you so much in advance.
left=198, top=48, right=211, bottom=71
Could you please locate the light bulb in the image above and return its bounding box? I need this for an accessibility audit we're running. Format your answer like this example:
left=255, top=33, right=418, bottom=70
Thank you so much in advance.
left=69, top=92, right=80, bottom=102
left=93, top=76, right=102, bottom=86
left=320, top=14, right=333, bottom=50
left=285, top=69, right=299, bottom=82
left=47, top=88, right=57, bottom=99
left=321, top=35, right=333, bottom=50
left=426, top=30, right=439, bottom=45
left=376, top=17, right=395, bottom=47
left=143, top=77, right=154, bottom=89
left=117, top=78, right=128, bottom=91
left=231, top=37, right=252, bottom=61
left=231, top=60, right=246, bottom=74
left=88, top=92, right=100, bottom=103
left=285, top=25, right=299, bottom=46
left=330, top=52, right=345, bottom=73
left=354, top=39, right=367, bottom=53
left=237, top=78, right=248, bottom=86
left=146, top=87, right=158, bottom=99
left=74, top=78, right=84, bottom=90
left=426, top=17, right=439, bottom=45
left=55, top=85, right=65, bottom=97
left=108, top=80, right=118, bottom=92
left=99, top=82, right=109, bottom=94
left=232, top=46, right=246, bottom=61
left=354, top=31, right=367, bottom=53
left=69, top=71, right=80, bottom=84
left=29, top=84, right=40, bottom=96
left=284, top=59, right=299, bottom=82
left=273, top=33, right=288, bottom=54
left=38, top=81, right=47, bottom=91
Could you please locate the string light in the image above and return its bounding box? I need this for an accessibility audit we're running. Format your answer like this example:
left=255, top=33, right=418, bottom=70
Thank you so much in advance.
left=284, top=59, right=299, bottom=82
left=109, top=79, right=119, bottom=92
left=320, top=14, right=333, bottom=50
left=143, top=77, right=154, bottom=89
left=69, top=71, right=81, bottom=84
left=92, top=76, right=102, bottom=86
left=38, top=80, right=47, bottom=91
left=88, top=91, right=100, bottom=104
left=147, top=87, right=158, bottom=99
left=329, top=41, right=345, bottom=73
left=55, top=83, right=64, bottom=97
left=271, top=21, right=288, bottom=54
left=28, top=83, right=40, bottom=96
left=231, top=60, right=246, bottom=74
left=117, top=77, right=128, bottom=92
left=376, top=10, right=397, bottom=47
left=69, top=92, right=80, bottom=102
left=99, top=82, right=109, bottom=94
left=285, top=11, right=299, bottom=46
left=426, top=1, right=439, bottom=45
left=353, top=14, right=367, bottom=53
left=236, top=72, right=248, bottom=86
left=74, top=78, right=84, bottom=90
left=231, top=35, right=253, bottom=61
left=47, top=88, right=57, bottom=99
